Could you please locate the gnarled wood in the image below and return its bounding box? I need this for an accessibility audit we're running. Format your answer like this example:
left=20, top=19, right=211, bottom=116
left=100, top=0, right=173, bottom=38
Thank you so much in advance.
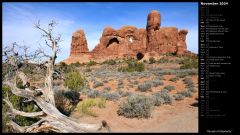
left=2, top=21, right=110, bottom=133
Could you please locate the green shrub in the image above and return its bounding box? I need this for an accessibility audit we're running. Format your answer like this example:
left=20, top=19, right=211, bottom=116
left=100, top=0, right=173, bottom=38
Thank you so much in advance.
left=118, top=59, right=145, bottom=72
left=64, top=71, right=86, bottom=91
left=135, top=62, right=145, bottom=72
left=158, top=57, right=169, bottom=63
left=100, top=92, right=120, bottom=101
left=152, top=90, right=173, bottom=105
left=169, top=77, right=179, bottom=82
left=103, top=80, right=108, bottom=83
left=119, top=91, right=132, bottom=97
left=59, top=62, right=77, bottom=73
left=87, top=89, right=100, bottom=98
left=149, top=57, right=156, bottom=64
left=117, top=94, right=153, bottom=118
left=103, top=87, right=111, bottom=91
left=76, top=98, right=106, bottom=117
left=103, top=59, right=116, bottom=65
left=87, top=60, right=97, bottom=66
left=163, top=85, right=175, bottom=92
left=183, top=77, right=194, bottom=88
left=73, top=62, right=81, bottom=67
left=188, top=87, right=196, bottom=93
left=85, top=67, right=92, bottom=72
left=174, top=94, right=185, bottom=100
left=16, top=77, right=25, bottom=89
left=151, top=80, right=164, bottom=87
left=176, top=72, right=188, bottom=78
left=60, top=62, right=67, bottom=68
left=180, top=57, right=198, bottom=69
left=137, top=83, right=152, bottom=92
left=93, top=81, right=104, bottom=88
left=133, top=80, right=139, bottom=85
left=180, top=91, right=193, bottom=97
left=174, top=90, right=194, bottom=101
left=22, top=65, right=34, bottom=75
left=2, top=85, right=40, bottom=131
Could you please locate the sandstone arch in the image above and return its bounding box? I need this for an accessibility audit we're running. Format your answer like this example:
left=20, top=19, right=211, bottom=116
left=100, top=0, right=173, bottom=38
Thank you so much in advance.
left=136, top=52, right=144, bottom=60
left=106, top=37, right=119, bottom=48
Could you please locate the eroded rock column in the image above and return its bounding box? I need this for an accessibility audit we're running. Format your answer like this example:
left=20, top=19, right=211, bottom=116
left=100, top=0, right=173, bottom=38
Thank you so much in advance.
left=70, top=29, right=89, bottom=56
left=146, top=10, right=161, bottom=52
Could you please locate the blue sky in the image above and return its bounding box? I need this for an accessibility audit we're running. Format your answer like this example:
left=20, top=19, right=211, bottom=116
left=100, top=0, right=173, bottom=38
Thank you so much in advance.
left=2, top=2, right=198, bottom=62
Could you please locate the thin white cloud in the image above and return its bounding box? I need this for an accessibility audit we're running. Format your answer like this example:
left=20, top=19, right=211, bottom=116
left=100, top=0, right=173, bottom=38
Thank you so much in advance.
left=3, top=3, right=198, bottom=63
left=3, top=3, right=78, bottom=62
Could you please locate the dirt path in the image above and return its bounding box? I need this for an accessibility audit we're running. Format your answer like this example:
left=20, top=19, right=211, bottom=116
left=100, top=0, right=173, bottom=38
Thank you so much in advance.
left=70, top=95, right=198, bottom=133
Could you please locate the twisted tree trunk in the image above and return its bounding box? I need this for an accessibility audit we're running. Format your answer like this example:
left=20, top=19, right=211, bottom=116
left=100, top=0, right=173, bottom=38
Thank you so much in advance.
left=2, top=21, right=110, bottom=133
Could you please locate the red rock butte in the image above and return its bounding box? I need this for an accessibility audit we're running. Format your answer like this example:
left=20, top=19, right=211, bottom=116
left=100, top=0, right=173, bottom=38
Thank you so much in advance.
left=64, top=10, right=194, bottom=64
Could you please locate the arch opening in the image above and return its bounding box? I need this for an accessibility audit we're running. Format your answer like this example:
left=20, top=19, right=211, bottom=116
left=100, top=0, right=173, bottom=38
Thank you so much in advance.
left=106, top=38, right=119, bottom=48
left=136, top=53, right=144, bottom=60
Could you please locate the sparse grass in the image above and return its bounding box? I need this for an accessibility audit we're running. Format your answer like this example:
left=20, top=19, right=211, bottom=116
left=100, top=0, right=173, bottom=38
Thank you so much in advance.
left=117, top=94, right=153, bottom=118
left=76, top=98, right=106, bottom=117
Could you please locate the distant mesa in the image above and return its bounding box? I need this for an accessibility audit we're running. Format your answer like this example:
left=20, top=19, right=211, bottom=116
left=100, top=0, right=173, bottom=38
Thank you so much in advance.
left=64, top=10, right=195, bottom=64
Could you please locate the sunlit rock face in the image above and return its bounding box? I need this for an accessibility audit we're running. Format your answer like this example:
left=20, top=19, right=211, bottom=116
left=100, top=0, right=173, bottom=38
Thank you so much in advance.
left=65, top=10, right=190, bottom=64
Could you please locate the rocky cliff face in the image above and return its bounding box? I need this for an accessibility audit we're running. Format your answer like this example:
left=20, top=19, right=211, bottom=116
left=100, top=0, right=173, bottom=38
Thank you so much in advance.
left=66, top=10, right=191, bottom=64
left=70, top=29, right=89, bottom=56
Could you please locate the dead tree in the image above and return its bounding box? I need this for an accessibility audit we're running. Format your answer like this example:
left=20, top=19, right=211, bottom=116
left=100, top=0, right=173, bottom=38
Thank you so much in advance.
left=2, top=21, right=109, bottom=133
left=34, top=20, right=60, bottom=106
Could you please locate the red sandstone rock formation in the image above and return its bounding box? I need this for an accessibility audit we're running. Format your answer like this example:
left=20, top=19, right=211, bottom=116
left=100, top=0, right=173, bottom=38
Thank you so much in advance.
left=91, top=26, right=146, bottom=59
left=70, top=29, right=89, bottom=56
left=65, top=10, right=192, bottom=64
left=177, top=29, right=188, bottom=55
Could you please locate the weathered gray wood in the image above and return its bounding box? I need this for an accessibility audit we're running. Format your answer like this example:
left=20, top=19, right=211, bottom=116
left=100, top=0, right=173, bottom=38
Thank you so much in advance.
left=3, top=21, right=110, bottom=133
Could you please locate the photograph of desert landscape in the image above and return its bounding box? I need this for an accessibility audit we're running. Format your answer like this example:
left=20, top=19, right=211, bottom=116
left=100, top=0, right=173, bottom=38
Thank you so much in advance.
left=2, top=2, right=198, bottom=133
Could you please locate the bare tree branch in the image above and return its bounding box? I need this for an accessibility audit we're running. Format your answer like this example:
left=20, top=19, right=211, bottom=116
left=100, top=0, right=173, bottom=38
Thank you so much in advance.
left=3, top=98, right=44, bottom=118
left=2, top=20, right=110, bottom=133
